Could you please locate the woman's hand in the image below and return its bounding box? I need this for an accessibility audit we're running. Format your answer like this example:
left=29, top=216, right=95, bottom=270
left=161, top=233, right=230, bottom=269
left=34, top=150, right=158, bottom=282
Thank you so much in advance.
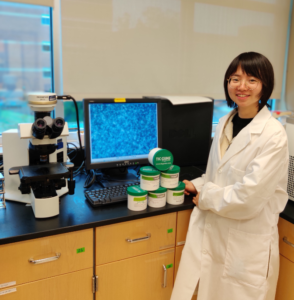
left=182, top=180, right=197, bottom=196
left=192, top=193, right=199, bottom=206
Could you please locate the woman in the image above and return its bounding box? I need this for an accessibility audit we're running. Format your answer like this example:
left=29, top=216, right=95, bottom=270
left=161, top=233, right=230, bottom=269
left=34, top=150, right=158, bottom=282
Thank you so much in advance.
left=171, top=52, right=289, bottom=300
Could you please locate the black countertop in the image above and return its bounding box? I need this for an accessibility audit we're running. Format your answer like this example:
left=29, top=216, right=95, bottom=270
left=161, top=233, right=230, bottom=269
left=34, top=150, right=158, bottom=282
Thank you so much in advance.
left=280, top=199, right=294, bottom=225
left=1, top=165, right=293, bottom=246
left=0, top=173, right=196, bottom=246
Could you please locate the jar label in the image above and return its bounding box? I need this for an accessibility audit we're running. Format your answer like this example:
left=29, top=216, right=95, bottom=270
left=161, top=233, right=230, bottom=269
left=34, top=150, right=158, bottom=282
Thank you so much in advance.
left=173, top=192, right=184, bottom=196
left=149, top=193, right=165, bottom=198
left=134, top=196, right=147, bottom=201
left=142, top=175, right=159, bottom=181
left=161, top=173, right=178, bottom=179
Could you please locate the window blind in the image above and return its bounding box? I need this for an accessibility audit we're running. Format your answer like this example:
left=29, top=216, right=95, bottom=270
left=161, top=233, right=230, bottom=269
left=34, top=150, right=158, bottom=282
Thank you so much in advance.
left=60, top=0, right=291, bottom=100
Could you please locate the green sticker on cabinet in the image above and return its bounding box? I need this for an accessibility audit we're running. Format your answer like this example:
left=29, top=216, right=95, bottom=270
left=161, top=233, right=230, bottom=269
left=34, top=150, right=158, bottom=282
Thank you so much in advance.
left=76, top=247, right=85, bottom=253
left=167, top=228, right=173, bottom=233
left=166, top=264, right=173, bottom=269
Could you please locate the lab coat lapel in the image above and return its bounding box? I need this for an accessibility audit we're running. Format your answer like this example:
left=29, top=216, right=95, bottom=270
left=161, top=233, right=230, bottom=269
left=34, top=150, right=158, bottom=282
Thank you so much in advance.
left=216, top=109, right=237, bottom=164
left=219, top=125, right=251, bottom=168
left=218, top=106, right=272, bottom=169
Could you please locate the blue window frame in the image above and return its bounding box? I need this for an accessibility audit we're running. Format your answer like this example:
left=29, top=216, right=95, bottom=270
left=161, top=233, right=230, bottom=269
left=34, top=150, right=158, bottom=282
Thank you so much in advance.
left=0, top=1, right=53, bottom=133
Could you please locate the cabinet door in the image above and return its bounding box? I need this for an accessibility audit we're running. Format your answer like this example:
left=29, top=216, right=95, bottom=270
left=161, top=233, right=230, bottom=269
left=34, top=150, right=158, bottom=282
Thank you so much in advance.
left=175, top=246, right=197, bottom=300
left=176, top=209, right=193, bottom=246
left=96, top=213, right=176, bottom=265
left=96, top=249, right=174, bottom=300
left=275, top=255, right=294, bottom=300
left=278, top=217, right=294, bottom=263
left=0, top=268, right=93, bottom=300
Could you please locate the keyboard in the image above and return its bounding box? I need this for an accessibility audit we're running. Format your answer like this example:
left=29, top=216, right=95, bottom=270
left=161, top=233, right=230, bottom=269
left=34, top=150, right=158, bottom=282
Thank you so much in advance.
left=85, top=181, right=140, bottom=207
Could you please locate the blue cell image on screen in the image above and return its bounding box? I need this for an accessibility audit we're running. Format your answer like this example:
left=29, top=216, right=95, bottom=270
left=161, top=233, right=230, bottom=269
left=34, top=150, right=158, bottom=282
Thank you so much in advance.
left=89, top=103, right=158, bottom=160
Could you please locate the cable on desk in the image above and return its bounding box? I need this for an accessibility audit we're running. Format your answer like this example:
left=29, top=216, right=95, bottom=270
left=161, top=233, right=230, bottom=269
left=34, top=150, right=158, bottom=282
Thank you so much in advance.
left=84, top=169, right=96, bottom=188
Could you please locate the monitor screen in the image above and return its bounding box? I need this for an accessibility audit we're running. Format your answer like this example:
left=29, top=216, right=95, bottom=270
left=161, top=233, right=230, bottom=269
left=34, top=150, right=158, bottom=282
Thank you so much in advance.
left=84, top=99, right=162, bottom=170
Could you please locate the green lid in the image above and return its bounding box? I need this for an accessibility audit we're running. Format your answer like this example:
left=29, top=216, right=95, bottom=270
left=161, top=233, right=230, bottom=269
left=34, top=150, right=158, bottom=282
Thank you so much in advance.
left=148, top=186, right=167, bottom=194
left=161, top=165, right=180, bottom=174
left=127, top=185, right=148, bottom=196
left=152, top=149, right=173, bottom=171
left=169, top=181, right=185, bottom=191
left=140, top=166, right=160, bottom=176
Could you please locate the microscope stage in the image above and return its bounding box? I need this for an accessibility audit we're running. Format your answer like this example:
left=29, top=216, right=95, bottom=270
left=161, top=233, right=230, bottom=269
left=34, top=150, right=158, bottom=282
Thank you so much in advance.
left=12, top=163, right=70, bottom=183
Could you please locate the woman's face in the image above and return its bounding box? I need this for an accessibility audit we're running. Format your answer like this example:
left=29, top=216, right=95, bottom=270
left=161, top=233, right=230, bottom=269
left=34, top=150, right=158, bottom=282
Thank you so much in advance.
left=227, top=65, right=263, bottom=113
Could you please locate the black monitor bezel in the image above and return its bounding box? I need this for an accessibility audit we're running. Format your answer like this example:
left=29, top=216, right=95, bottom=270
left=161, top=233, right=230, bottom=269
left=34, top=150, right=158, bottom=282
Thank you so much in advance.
left=83, top=98, right=162, bottom=171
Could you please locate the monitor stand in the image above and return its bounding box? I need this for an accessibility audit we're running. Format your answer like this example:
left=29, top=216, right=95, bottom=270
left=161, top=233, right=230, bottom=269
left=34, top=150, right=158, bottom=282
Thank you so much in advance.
left=99, top=167, right=139, bottom=188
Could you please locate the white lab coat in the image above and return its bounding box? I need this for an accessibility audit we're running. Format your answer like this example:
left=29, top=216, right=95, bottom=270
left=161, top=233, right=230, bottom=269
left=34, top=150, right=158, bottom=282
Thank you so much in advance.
left=171, top=106, right=289, bottom=300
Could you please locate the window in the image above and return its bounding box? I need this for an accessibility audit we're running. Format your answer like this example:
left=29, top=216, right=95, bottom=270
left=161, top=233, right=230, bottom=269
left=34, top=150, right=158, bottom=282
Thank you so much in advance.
left=0, top=1, right=53, bottom=133
left=64, top=101, right=84, bottom=130
left=213, top=99, right=277, bottom=124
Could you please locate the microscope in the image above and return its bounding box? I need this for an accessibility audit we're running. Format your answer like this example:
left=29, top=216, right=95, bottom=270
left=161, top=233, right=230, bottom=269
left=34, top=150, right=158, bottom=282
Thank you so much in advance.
left=2, top=92, right=75, bottom=218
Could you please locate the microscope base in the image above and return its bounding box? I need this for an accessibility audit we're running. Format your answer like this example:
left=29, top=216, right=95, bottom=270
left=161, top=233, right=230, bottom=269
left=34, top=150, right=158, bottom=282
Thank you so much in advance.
left=30, top=189, right=59, bottom=218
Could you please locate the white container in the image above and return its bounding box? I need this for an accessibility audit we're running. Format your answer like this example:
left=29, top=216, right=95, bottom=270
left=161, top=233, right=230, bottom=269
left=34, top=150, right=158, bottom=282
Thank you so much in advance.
left=127, top=185, right=148, bottom=211
left=140, top=166, right=160, bottom=191
left=148, top=148, right=173, bottom=171
left=161, top=165, right=180, bottom=189
left=167, top=181, right=185, bottom=205
left=148, top=187, right=167, bottom=208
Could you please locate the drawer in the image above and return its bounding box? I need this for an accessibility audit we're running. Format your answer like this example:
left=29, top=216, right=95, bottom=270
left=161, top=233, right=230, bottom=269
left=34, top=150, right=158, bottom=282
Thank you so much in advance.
left=0, top=268, right=93, bottom=300
left=0, top=229, right=93, bottom=288
left=96, top=213, right=176, bottom=265
left=278, top=217, right=294, bottom=263
left=275, top=255, right=294, bottom=300
left=96, top=249, right=175, bottom=300
left=176, top=209, right=193, bottom=246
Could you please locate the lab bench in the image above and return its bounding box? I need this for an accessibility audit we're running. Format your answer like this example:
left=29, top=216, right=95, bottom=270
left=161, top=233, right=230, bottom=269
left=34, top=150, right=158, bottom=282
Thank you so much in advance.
left=0, top=175, right=197, bottom=300
left=0, top=174, right=293, bottom=300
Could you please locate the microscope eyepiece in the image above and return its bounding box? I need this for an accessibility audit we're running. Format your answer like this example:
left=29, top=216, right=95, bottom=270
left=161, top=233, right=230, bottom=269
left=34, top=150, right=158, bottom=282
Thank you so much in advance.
left=32, top=118, right=47, bottom=139
left=48, top=117, right=65, bottom=139
left=54, top=118, right=64, bottom=128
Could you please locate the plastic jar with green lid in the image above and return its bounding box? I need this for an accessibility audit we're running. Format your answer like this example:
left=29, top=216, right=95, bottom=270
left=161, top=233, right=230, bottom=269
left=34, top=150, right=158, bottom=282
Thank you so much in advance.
left=148, top=186, right=167, bottom=208
left=140, top=166, right=160, bottom=191
left=167, top=181, right=185, bottom=205
left=160, top=165, right=180, bottom=188
left=127, top=185, right=148, bottom=211
left=148, top=148, right=174, bottom=171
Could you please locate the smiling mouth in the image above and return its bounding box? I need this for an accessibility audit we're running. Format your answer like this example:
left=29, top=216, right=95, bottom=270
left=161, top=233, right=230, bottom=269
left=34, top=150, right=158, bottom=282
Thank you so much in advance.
left=236, top=94, right=250, bottom=97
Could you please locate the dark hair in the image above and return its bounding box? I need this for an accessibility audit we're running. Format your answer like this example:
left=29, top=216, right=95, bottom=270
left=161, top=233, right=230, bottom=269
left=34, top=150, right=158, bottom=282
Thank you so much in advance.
left=224, top=52, right=274, bottom=109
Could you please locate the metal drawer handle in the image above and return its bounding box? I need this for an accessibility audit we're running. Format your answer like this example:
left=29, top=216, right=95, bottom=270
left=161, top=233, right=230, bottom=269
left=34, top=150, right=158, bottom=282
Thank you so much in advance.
left=126, top=233, right=151, bottom=243
left=29, top=253, right=61, bottom=264
left=162, top=265, right=167, bottom=288
left=283, top=237, right=294, bottom=248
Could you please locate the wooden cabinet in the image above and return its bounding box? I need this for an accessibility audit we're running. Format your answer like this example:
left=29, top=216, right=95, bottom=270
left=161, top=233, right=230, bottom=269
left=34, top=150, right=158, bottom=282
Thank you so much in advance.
left=278, top=218, right=294, bottom=263
left=0, top=209, right=194, bottom=300
left=0, top=229, right=93, bottom=287
left=176, top=209, right=193, bottom=246
left=96, top=213, right=176, bottom=265
left=95, top=212, right=177, bottom=300
left=96, top=249, right=174, bottom=300
left=0, top=229, right=93, bottom=299
left=0, top=268, right=93, bottom=300
left=276, top=218, right=294, bottom=300
left=275, top=255, right=294, bottom=300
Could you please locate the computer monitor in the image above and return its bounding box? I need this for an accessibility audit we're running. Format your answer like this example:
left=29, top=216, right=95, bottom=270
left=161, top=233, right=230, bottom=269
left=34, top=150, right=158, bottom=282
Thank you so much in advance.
left=83, top=98, right=162, bottom=173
